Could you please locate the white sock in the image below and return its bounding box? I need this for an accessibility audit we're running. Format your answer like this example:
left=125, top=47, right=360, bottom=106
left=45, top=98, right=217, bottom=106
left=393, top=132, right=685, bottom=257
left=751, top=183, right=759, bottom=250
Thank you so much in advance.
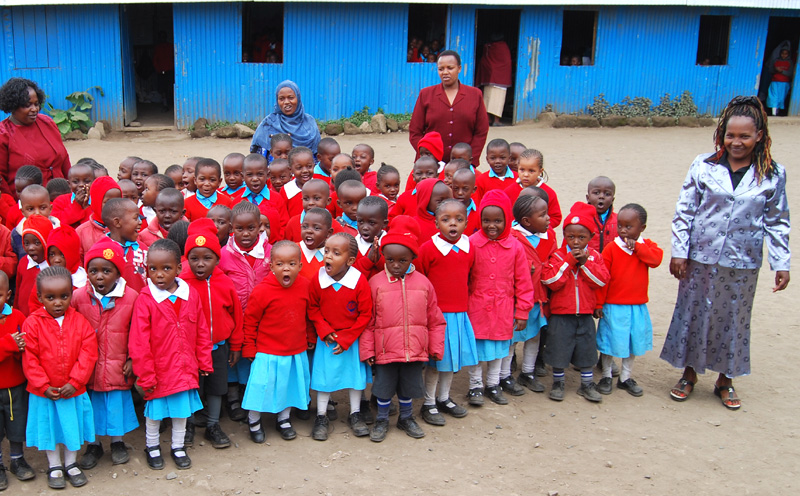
left=601, top=354, right=613, bottom=379
left=620, top=356, right=635, bottom=383
left=145, top=418, right=161, bottom=450
left=349, top=389, right=362, bottom=414
left=316, top=392, right=330, bottom=416
left=500, top=344, right=515, bottom=378
left=436, top=371, right=454, bottom=402
left=277, top=407, right=291, bottom=426
left=486, top=358, right=503, bottom=388
left=46, top=447, right=63, bottom=476
left=171, top=418, right=187, bottom=450
left=522, top=337, right=540, bottom=374
left=248, top=410, right=261, bottom=429
left=64, top=450, right=80, bottom=475
left=423, top=366, right=439, bottom=405
left=468, top=364, right=484, bottom=389
left=111, top=436, right=123, bottom=443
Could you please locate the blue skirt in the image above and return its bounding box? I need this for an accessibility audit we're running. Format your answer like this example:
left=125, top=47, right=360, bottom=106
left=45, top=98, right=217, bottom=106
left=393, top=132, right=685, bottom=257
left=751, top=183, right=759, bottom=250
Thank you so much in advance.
left=27, top=392, right=95, bottom=451
left=596, top=303, right=653, bottom=358
left=242, top=352, right=311, bottom=413
left=430, top=312, right=479, bottom=372
left=88, top=389, right=139, bottom=436
left=144, top=390, right=203, bottom=421
left=476, top=338, right=512, bottom=362
left=227, top=358, right=252, bottom=384
left=512, top=303, right=548, bottom=344
left=311, top=337, right=371, bottom=392
left=767, top=81, right=790, bottom=109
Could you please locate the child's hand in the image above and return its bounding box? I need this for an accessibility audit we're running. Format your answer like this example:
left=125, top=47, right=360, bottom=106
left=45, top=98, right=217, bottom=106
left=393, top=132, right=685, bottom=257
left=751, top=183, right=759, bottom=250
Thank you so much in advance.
left=429, top=353, right=441, bottom=361
left=323, top=333, right=338, bottom=345
left=593, top=308, right=604, bottom=319
left=122, top=358, right=133, bottom=378
left=10, top=332, right=25, bottom=351
left=307, top=341, right=316, bottom=350
left=367, top=240, right=381, bottom=263
left=74, top=185, right=88, bottom=206
left=199, top=370, right=209, bottom=376
left=669, top=257, right=688, bottom=280
left=45, top=386, right=61, bottom=400
left=572, top=249, right=589, bottom=265
left=367, top=357, right=375, bottom=366
left=59, top=383, right=76, bottom=399
left=625, top=238, right=637, bottom=252
left=774, top=271, right=790, bottom=292
left=332, top=343, right=344, bottom=355
left=513, top=319, right=527, bottom=332
left=144, top=386, right=156, bottom=394
left=228, top=350, right=241, bottom=367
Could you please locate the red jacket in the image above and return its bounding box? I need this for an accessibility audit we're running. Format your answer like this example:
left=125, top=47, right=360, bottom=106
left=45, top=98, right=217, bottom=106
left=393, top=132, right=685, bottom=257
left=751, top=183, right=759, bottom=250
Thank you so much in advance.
left=14, top=256, right=45, bottom=316
left=0, top=225, right=15, bottom=278
left=588, top=209, right=618, bottom=253
left=0, top=195, right=22, bottom=229
left=184, top=192, right=233, bottom=222
left=503, top=181, right=563, bottom=229
left=128, top=282, right=213, bottom=400
left=76, top=216, right=108, bottom=265
left=137, top=217, right=169, bottom=250
left=51, top=194, right=90, bottom=228
left=180, top=266, right=244, bottom=351
left=542, top=246, right=609, bottom=315
left=389, top=189, right=417, bottom=221
left=278, top=179, right=304, bottom=218
left=510, top=227, right=554, bottom=305
left=475, top=169, right=517, bottom=200
left=308, top=268, right=373, bottom=351
left=71, top=283, right=139, bottom=392
left=218, top=236, right=272, bottom=311
left=239, top=189, right=289, bottom=241
left=361, top=268, right=446, bottom=364
left=0, top=307, right=26, bottom=388
left=22, top=307, right=97, bottom=397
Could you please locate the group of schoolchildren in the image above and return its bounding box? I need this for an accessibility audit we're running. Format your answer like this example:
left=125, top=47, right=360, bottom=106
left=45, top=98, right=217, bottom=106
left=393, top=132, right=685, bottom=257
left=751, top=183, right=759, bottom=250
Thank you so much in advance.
left=0, top=129, right=663, bottom=491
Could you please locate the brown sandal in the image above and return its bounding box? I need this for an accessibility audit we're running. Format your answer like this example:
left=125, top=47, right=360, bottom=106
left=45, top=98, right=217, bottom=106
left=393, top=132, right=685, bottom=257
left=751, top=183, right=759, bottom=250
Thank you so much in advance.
left=670, top=378, right=694, bottom=401
left=714, top=385, right=741, bottom=410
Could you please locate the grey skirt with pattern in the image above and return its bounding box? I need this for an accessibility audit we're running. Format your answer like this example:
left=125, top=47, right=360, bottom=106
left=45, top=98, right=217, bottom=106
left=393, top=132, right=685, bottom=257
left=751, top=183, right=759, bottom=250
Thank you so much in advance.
left=659, top=261, right=759, bottom=378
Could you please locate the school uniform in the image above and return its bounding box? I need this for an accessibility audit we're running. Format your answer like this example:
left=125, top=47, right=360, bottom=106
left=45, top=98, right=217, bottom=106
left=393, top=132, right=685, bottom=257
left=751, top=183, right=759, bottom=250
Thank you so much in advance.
left=353, top=233, right=384, bottom=280
left=463, top=199, right=481, bottom=236
left=588, top=208, right=618, bottom=253
left=283, top=211, right=344, bottom=243
left=184, top=191, right=234, bottom=222
left=279, top=178, right=304, bottom=218
left=389, top=189, right=417, bottom=221
left=105, top=235, right=148, bottom=293
left=297, top=242, right=325, bottom=281
left=219, top=184, right=246, bottom=201
left=362, top=170, right=377, bottom=194
left=241, top=186, right=289, bottom=242
left=27, top=266, right=88, bottom=315
left=0, top=225, right=15, bottom=278
left=137, top=217, right=170, bottom=250
left=13, top=256, right=48, bottom=316
left=336, top=213, right=359, bottom=237
left=51, top=193, right=91, bottom=228
left=312, top=163, right=331, bottom=185
left=0, top=304, right=27, bottom=446
left=0, top=195, right=22, bottom=230
left=509, top=225, right=551, bottom=342
left=76, top=216, right=108, bottom=265
left=373, top=193, right=396, bottom=210
left=475, top=167, right=517, bottom=200
left=503, top=179, right=563, bottom=229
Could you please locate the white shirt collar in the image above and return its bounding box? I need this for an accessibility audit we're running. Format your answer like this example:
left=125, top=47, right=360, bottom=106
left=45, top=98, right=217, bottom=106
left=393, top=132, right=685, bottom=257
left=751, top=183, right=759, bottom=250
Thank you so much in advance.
left=92, top=278, right=127, bottom=301
left=283, top=178, right=302, bottom=199
left=71, top=267, right=88, bottom=288
left=511, top=224, right=548, bottom=239
left=614, top=236, right=644, bottom=255
left=318, top=266, right=360, bottom=290
left=148, top=277, right=190, bottom=303
left=299, top=242, right=323, bottom=263
left=27, top=256, right=49, bottom=270
left=231, top=233, right=267, bottom=259
left=182, top=190, right=195, bottom=199
left=142, top=206, right=157, bottom=224
left=431, top=233, right=470, bottom=256
left=356, top=232, right=384, bottom=256
left=55, top=316, right=64, bottom=327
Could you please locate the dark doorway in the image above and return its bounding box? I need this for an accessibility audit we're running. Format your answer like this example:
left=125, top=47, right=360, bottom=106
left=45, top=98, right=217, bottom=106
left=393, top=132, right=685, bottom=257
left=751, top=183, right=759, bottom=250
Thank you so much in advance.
left=757, top=16, right=800, bottom=116
left=120, top=3, right=174, bottom=127
left=474, top=9, right=520, bottom=124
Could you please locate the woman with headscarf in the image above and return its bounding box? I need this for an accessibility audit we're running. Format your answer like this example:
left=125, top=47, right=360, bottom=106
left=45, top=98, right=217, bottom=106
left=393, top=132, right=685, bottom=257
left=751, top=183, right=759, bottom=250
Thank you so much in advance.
left=250, top=80, right=321, bottom=157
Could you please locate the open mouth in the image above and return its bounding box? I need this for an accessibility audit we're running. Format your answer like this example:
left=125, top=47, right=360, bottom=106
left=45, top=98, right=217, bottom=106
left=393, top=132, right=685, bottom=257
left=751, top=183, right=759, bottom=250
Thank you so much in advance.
left=282, top=275, right=292, bottom=284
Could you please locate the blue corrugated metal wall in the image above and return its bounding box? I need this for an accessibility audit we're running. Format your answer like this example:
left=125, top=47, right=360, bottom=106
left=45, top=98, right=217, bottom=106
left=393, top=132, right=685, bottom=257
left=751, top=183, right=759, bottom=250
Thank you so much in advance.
left=0, top=5, right=124, bottom=127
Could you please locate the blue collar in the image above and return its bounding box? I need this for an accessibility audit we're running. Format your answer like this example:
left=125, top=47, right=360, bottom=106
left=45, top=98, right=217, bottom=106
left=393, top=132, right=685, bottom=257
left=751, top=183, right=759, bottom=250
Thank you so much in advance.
left=313, top=163, right=330, bottom=177
left=243, top=186, right=270, bottom=205
left=196, top=191, right=218, bottom=209
left=339, top=213, right=357, bottom=230
left=106, top=234, right=139, bottom=255
left=300, top=210, right=306, bottom=222
left=526, top=234, right=541, bottom=247
left=599, top=209, right=610, bottom=223
left=1, top=303, right=11, bottom=316
left=221, top=184, right=245, bottom=196
left=488, top=167, right=514, bottom=180
left=466, top=199, right=476, bottom=214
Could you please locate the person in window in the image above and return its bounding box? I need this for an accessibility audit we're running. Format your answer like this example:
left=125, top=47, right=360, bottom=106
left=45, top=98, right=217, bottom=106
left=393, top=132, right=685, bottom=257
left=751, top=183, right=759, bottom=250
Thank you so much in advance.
left=250, top=81, right=321, bottom=157
left=477, top=34, right=513, bottom=127
left=767, top=43, right=793, bottom=117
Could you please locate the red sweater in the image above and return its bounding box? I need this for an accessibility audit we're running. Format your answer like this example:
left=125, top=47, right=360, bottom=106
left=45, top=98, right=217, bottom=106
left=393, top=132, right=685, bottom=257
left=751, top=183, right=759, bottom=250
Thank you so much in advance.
left=417, top=235, right=474, bottom=313
left=51, top=194, right=90, bottom=228
left=242, top=273, right=314, bottom=357
left=475, top=169, right=517, bottom=200
left=0, top=225, right=15, bottom=278
left=181, top=267, right=244, bottom=351
left=503, top=181, right=563, bottom=229
left=596, top=238, right=663, bottom=307
left=388, top=189, right=417, bottom=221
left=0, top=195, right=22, bottom=229
left=185, top=192, right=233, bottom=222
left=541, top=246, right=609, bottom=315
left=0, top=307, right=26, bottom=388
left=14, top=256, right=45, bottom=316
left=588, top=209, right=618, bottom=253
left=137, top=217, right=169, bottom=250
left=76, top=216, right=107, bottom=265
left=297, top=245, right=325, bottom=281
left=308, top=269, right=373, bottom=350
left=108, top=238, right=148, bottom=293
left=362, top=171, right=377, bottom=193
left=284, top=213, right=344, bottom=242
left=23, top=307, right=97, bottom=397
left=279, top=179, right=304, bottom=218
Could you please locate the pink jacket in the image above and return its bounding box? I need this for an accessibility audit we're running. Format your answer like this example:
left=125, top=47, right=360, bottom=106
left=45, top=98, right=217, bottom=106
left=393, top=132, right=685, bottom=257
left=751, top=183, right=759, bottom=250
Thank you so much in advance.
left=71, top=283, right=139, bottom=392
left=218, top=236, right=272, bottom=310
left=76, top=216, right=107, bottom=265
left=360, top=268, right=446, bottom=365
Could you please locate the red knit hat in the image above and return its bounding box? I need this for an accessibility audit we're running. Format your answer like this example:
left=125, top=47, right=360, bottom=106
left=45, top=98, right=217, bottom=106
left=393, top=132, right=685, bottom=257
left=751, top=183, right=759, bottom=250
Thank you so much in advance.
left=185, top=218, right=221, bottom=258
left=46, top=225, right=81, bottom=273
left=418, top=131, right=444, bottom=162
left=381, top=215, right=421, bottom=256
left=564, top=202, right=598, bottom=235
left=90, top=176, right=121, bottom=221
left=85, top=238, right=125, bottom=275
left=22, top=215, right=53, bottom=248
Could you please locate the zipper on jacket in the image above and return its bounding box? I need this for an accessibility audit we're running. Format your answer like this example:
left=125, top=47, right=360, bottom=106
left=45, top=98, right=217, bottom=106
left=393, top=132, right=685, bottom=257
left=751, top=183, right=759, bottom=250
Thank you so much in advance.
left=207, top=279, right=214, bottom=342
left=402, top=277, right=410, bottom=362
left=573, top=270, right=580, bottom=316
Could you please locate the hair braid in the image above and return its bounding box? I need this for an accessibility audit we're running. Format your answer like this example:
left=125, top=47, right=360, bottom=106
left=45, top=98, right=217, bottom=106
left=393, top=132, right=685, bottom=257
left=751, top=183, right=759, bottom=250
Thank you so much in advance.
left=713, top=96, right=774, bottom=183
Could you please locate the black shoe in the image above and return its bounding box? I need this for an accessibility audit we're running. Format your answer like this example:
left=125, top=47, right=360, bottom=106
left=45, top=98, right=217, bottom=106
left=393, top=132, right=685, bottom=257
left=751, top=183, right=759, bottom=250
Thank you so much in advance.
left=436, top=398, right=468, bottom=418
left=360, top=399, right=374, bottom=424
left=484, top=386, right=508, bottom=405
left=396, top=416, right=425, bottom=439
left=144, top=446, right=165, bottom=470
left=597, top=377, right=614, bottom=395
left=204, top=423, right=232, bottom=448
left=227, top=400, right=247, bottom=422
left=549, top=381, right=565, bottom=401
left=294, top=405, right=311, bottom=421
left=577, top=382, right=603, bottom=403
left=326, top=400, right=338, bottom=421
left=78, top=443, right=103, bottom=470
left=348, top=412, right=370, bottom=437
left=47, top=466, right=66, bottom=489
left=184, top=420, right=195, bottom=447
left=617, top=378, right=644, bottom=397
left=248, top=419, right=266, bottom=444
left=192, top=409, right=208, bottom=428
left=312, top=415, right=329, bottom=441
left=64, top=464, right=88, bottom=487
left=0, top=465, right=7, bottom=491
left=370, top=419, right=389, bottom=443
left=467, top=387, right=484, bottom=406
left=499, top=375, right=525, bottom=396
left=110, top=441, right=130, bottom=465
left=534, top=362, right=548, bottom=377
left=171, top=448, right=192, bottom=470
left=9, top=457, right=36, bottom=481
left=518, top=372, right=546, bottom=393
left=276, top=418, right=297, bottom=440
left=420, top=404, right=446, bottom=426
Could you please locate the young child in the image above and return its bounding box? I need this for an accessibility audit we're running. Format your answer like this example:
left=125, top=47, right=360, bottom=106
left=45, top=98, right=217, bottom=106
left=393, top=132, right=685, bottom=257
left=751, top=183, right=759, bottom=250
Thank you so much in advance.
left=76, top=177, right=121, bottom=264
left=117, top=157, right=141, bottom=182
left=390, top=157, right=438, bottom=220
left=23, top=266, right=97, bottom=489
left=405, top=131, right=444, bottom=192
left=374, top=164, right=400, bottom=208
left=308, top=233, right=374, bottom=440
left=284, top=179, right=340, bottom=242
left=586, top=176, right=618, bottom=252
left=139, top=188, right=185, bottom=249
left=220, top=153, right=246, bottom=199
left=181, top=219, right=244, bottom=448
left=330, top=169, right=362, bottom=218
left=268, top=133, right=292, bottom=162
left=282, top=146, right=316, bottom=218
left=51, top=162, right=93, bottom=228
left=541, top=202, right=610, bottom=403
left=0, top=180, right=23, bottom=229
left=241, top=241, right=314, bottom=443
left=442, top=159, right=470, bottom=187
left=504, top=149, right=562, bottom=229
left=450, top=142, right=474, bottom=167
left=12, top=184, right=57, bottom=260
left=47, top=178, right=71, bottom=203
left=475, top=139, right=517, bottom=200
left=414, top=178, right=452, bottom=240
left=129, top=239, right=213, bottom=471
left=313, top=137, right=341, bottom=184
left=353, top=196, right=387, bottom=279
left=14, top=165, right=42, bottom=200
left=71, top=240, right=139, bottom=469
left=336, top=180, right=368, bottom=236
left=0, top=272, right=35, bottom=488
left=14, top=215, right=52, bottom=315
left=451, top=169, right=481, bottom=236
left=242, top=153, right=288, bottom=242
left=352, top=144, right=377, bottom=193
left=131, top=160, right=158, bottom=200
left=101, top=198, right=148, bottom=292
left=267, top=158, right=293, bottom=194
left=297, top=208, right=333, bottom=281
left=207, top=205, right=232, bottom=247
left=185, top=158, right=233, bottom=221
left=167, top=221, right=190, bottom=258
left=118, top=179, right=139, bottom=202
left=164, top=165, right=184, bottom=193
left=27, top=225, right=87, bottom=314
left=141, top=173, right=175, bottom=226
left=508, top=142, right=526, bottom=173
left=594, top=204, right=662, bottom=396
left=0, top=224, right=15, bottom=285
left=417, top=199, right=479, bottom=425
left=361, top=216, right=445, bottom=442
left=181, top=157, right=202, bottom=198
left=329, top=153, right=357, bottom=189
left=466, top=191, right=533, bottom=406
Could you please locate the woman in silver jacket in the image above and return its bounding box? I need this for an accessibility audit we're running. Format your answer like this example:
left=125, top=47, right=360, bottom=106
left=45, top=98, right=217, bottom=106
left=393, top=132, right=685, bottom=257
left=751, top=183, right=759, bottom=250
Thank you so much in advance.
left=661, top=96, right=790, bottom=410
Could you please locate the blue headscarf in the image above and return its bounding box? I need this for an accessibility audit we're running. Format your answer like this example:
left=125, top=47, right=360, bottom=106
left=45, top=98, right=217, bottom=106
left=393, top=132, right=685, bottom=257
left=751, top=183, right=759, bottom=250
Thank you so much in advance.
left=251, top=80, right=321, bottom=155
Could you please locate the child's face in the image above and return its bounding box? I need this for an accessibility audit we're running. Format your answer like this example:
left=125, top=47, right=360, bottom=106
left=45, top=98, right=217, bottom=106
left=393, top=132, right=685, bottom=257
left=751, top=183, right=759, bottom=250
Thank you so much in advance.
left=357, top=205, right=387, bottom=243
left=617, top=209, right=645, bottom=242
left=508, top=145, right=526, bottom=173
left=270, top=140, right=292, bottom=161
left=301, top=212, right=331, bottom=250
left=15, top=178, right=34, bottom=198
left=259, top=215, right=271, bottom=238
left=23, top=233, right=45, bottom=263
left=187, top=247, right=219, bottom=281
left=119, top=181, right=139, bottom=201
left=131, top=163, right=153, bottom=195
left=146, top=249, right=180, bottom=292
left=207, top=210, right=231, bottom=246
left=317, top=144, right=340, bottom=172
left=244, top=161, right=268, bottom=193
left=118, top=158, right=137, bottom=181
left=323, top=236, right=355, bottom=280
left=522, top=200, right=550, bottom=234
left=195, top=165, right=222, bottom=197
left=86, top=258, right=121, bottom=296
left=330, top=157, right=353, bottom=183
left=586, top=179, right=616, bottom=215
left=418, top=147, right=434, bottom=160
left=412, top=162, right=438, bottom=184
left=382, top=244, right=414, bottom=279
left=337, top=187, right=366, bottom=220
left=517, top=157, right=543, bottom=188
left=37, top=277, right=72, bottom=318
left=451, top=174, right=476, bottom=205
left=302, top=183, right=331, bottom=212
left=352, top=146, right=374, bottom=175
left=450, top=147, right=472, bottom=163
left=290, top=152, right=315, bottom=187
left=20, top=191, right=52, bottom=218
left=270, top=245, right=302, bottom=288
left=564, top=224, right=592, bottom=251
left=427, top=182, right=452, bottom=213
left=442, top=164, right=459, bottom=187
left=167, top=169, right=184, bottom=191
left=486, top=146, right=510, bottom=175
left=232, top=212, right=261, bottom=249
left=377, top=172, right=400, bottom=201
left=223, top=159, right=244, bottom=191
left=68, top=166, right=93, bottom=195
left=481, top=205, right=505, bottom=240
left=268, top=162, right=292, bottom=191
left=47, top=246, right=67, bottom=268
left=155, top=196, right=185, bottom=232
left=781, top=49, right=790, bottom=60
left=435, top=202, right=467, bottom=243
left=113, top=204, right=141, bottom=242
left=142, top=176, right=160, bottom=207
left=182, top=160, right=197, bottom=192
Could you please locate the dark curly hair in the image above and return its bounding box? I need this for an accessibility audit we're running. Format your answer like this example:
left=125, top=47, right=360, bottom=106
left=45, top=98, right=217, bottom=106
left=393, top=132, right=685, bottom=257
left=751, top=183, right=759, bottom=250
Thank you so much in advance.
left=0, top=78, right=45, bottom=113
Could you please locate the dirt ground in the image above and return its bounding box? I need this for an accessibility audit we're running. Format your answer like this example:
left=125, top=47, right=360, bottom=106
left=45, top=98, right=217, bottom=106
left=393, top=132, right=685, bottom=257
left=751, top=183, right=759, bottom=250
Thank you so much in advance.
left=12, top=121, right=800, bottom=495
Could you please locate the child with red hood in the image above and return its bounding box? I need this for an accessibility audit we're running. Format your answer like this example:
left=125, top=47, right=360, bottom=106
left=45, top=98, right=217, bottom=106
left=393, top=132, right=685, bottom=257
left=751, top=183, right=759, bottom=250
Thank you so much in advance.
left=14, top=215, right=52, bottom=316
left=28, top=225, right=86, bottom=313
left=405, top=131, right=444, bottom=192
left=414, top=178, right=453, bottom=241
left=76, top=177, right=121, bottom=265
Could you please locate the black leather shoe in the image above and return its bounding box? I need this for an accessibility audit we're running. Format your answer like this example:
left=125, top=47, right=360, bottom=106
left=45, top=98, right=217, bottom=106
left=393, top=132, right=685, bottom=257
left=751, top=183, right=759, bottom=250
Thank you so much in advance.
left=110, top=441, right=130, bottom=465
left=396, top=416, right=425, bottom=439
left=47, top=466, right=66, bottom=489
left=144, top=446, right=164, bottom=470
left=0, top=465, right=8, bottom=491
left=78, top=443, right=103, bottom=470
left=64, top=464, right=88, bottom=487
left=170, top=448, right=192, bottom=470
left=249, top=419, right=266, bottom=444
left=184, top=419, right=195, bottom=447
left=311, top=415, right=329, bottom=441
left=9, top=457, right=36, bottom=481
left=369, top=419, right=389, bottom=442
left=348, top=412, right=370, bottom=436
left=204, top=423, right=232, bottom=448
left=275, top=418, right=297, bottom=440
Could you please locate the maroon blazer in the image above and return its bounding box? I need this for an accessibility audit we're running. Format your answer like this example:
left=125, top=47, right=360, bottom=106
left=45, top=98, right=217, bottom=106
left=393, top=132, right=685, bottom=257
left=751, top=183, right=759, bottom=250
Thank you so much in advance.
left=409, top=83, right=489, bottom=166
left=0, top=115, right=70, bottom=199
